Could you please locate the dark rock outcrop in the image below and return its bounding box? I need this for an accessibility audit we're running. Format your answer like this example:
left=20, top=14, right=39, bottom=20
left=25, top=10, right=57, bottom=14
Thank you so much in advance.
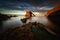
left=46, top=4, right=60, bottom=26
left=0, top=13, right=11, bottom=21
left=45, top=5, right=60, bottom=40
left=46, top=4, right=60, bottom=17
left=0, top=13, right=11, bottom=30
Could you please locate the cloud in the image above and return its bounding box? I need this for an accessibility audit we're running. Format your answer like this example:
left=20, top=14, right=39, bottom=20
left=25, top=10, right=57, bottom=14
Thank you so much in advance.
left=0, top=2, right=33, bottom=10
left=0, top=0, right=59, bottom=11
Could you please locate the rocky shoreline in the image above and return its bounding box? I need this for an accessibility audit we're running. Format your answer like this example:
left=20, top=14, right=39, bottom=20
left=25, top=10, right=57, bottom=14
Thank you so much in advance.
left=0, top=22, right=56, bottom=40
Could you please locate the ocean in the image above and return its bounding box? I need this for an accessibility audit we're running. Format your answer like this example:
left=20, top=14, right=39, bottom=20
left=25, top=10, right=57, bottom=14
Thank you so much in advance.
left=2, top=16, right=48, bottom=29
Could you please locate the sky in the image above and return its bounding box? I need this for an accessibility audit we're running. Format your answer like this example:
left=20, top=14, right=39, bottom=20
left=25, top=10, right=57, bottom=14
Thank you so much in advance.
left=0, top=0, right=60, bottom=14
left=0, top=0, right=60, bottom=9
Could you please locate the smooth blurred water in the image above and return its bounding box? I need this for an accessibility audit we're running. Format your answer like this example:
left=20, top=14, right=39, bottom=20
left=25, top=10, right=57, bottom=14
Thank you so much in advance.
left=2, top=16, right=48, bottom=29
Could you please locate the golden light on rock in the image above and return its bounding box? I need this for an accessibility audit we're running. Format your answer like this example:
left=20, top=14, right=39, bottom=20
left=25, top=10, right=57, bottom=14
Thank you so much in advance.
left=25, top=10, right=32, bottom=19
left=46, top=4, right=60, bottom=16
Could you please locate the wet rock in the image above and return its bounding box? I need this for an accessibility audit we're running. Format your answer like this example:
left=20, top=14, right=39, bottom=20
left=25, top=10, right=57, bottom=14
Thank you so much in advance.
left=1, top=22, right=56, bottom=40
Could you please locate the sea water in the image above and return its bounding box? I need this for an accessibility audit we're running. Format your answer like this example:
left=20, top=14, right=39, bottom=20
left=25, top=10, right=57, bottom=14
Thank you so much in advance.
left=2, top=16, right=48, bottom=29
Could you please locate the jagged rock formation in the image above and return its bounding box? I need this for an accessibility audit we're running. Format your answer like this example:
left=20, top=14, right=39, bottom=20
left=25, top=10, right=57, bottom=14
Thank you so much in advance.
left=45, top=4, right=60, bottom=26
left=45, top=4, right=60, bottom=16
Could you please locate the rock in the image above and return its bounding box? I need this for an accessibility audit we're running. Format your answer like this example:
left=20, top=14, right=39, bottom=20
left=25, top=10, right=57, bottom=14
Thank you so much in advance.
left=45, top=4, right=60, bottom=17
left=25, top=10, right=32, bottom=19
left=45, top=4, right=60, bottom=26
left=0, top=13, right=11, bottom=30
left=0, top=13, right=11, bottom=21
left=21, top=18, right=27, bottom=23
